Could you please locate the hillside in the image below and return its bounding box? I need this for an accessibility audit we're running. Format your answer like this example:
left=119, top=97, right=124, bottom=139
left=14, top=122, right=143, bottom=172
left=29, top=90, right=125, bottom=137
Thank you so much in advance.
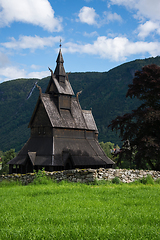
left=0, top=56, right=160, bottom=151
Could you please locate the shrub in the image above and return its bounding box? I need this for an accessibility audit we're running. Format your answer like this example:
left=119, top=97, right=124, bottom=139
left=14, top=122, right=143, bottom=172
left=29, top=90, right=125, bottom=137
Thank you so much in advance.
left=140, top=174, right=154, bottom=185
left=32, top=169, right=52, bottom=185
left=88, top=179, right=111, bottom=185
left=155, top=178, right=160, bottom=184
left=112, top=176, right=121, bottom=184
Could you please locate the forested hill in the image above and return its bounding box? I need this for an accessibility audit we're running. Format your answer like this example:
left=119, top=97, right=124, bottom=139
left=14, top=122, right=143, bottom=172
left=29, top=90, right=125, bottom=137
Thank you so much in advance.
left=0, top=56, right=160, bottom=152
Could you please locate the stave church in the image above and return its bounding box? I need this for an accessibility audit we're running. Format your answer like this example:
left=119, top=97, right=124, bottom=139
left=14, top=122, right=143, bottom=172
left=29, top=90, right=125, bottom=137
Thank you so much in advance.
left=8, top=48, right=114, bottom=173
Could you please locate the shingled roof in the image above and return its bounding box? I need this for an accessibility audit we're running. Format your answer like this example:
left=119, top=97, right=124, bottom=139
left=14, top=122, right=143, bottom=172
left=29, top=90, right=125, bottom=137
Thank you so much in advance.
left=29, top=94, right=98, bottom=131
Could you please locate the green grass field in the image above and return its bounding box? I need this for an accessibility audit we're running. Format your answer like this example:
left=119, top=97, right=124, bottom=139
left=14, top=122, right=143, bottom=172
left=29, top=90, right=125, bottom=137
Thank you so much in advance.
left=0, top=180, right=160, bottom=240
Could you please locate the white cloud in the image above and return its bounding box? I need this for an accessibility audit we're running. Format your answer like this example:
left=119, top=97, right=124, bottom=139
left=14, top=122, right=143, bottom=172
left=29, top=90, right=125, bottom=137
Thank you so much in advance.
left=0, top=65, right=50, bottom=82
left=0, top=52, right=10, bottom=67
left=109, top=0, right=160, bottom=39
left=63, top=36, right=160, bottom=61
left=109, top=0, right=160, bottom=21
left=0, top=0, right=62, bottom=32
left=134, top=0, right=160, bottom=22
left=0, top=51, right=26, bottom=81
left=78, top=6, right=99, bottom=26
left=83, top=31, right=98, bottom=37
left=78, top=7, right=122, bottom=27
left=137, top=21, right=160, bottom=39
left=103, top=11, right=122, bottom=23
left=27, top=70, right=49, bottom=79
left=0, top=50, right=50, bottom=82
left=109, top=0, right=136, bottom=8
left=0, top=66, right=27, bottom=82
left=1, top=35, right=62, bottom=51
left=30, top=64, right=41, bottom=70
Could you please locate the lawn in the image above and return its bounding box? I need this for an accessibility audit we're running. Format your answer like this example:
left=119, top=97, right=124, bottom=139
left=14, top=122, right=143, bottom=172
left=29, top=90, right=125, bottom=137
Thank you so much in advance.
left=0, top=180, right=160, bottom=240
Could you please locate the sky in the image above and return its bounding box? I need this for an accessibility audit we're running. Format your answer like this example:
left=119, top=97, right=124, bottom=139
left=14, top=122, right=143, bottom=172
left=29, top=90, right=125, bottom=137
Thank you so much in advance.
left=0, top=0, right=160, bottom=83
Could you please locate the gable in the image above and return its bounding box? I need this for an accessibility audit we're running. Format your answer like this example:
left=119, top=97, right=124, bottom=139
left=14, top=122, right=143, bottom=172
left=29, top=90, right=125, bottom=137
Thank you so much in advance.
left=48, top=81, right=58, bottom=93
left=45, top=76, right=58, bottom=94
left=82, top=110, right=98, bottom=132
left=45, top=70, right=74, bottom=96
left=29, top=99, right=52, bottom=128
left=53, top=76, right=74, bottom=95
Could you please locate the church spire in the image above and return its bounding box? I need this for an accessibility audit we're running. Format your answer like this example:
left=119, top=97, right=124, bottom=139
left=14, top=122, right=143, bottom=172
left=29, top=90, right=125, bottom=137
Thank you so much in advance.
left=54, top=42, right=66, bottom=84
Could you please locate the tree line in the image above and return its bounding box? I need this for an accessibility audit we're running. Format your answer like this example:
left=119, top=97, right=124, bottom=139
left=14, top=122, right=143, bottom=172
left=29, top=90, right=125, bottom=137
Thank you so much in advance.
left=0, top=149, right=16, bottom=175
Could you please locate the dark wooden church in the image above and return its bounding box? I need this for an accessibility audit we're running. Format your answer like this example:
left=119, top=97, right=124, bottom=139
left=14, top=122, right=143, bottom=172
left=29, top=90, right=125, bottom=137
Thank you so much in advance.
left=8, top=49, right=114, bottom=173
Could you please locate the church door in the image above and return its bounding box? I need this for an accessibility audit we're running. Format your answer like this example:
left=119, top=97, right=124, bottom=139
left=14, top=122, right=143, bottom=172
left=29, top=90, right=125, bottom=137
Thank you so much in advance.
left=26, top=158, right=33, bottom=173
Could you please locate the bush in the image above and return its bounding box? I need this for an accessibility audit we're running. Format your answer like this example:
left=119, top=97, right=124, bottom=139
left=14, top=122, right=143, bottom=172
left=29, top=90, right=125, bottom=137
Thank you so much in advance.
left=32, top=169, right=52, bottom=185
left=112, top=176, right=121, bottom=184
left=140, top=175, right=154, bottom=185
left=87, top=179, right=111, bottom=185
left=155, top=178, right=160, bottom=184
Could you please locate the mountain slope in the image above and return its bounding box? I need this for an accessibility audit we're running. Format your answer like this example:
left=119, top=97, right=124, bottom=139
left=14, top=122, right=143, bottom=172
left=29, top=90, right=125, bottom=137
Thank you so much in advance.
left=0, top=56, right=160, bottom=151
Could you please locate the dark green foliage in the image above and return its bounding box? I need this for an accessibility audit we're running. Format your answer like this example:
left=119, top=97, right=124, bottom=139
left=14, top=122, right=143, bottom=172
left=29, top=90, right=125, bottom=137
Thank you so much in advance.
left=112, top=176, right=121, bottom=184
left=0, top=56, right=160, bottom=151
left=140, top=175, right=154, bottom=185
left=90, top=179, right=112, bottom=185
left=113, top=140, right=137, bottom=169
left=0, top=149, right=16, bottom=174
left=0, top=78, right=40, bottom=151
left=155, top=178, right=160, bottom=184
left=132, top=175, right=155, bottom=185
left=110, top=64, right=160, bottom=170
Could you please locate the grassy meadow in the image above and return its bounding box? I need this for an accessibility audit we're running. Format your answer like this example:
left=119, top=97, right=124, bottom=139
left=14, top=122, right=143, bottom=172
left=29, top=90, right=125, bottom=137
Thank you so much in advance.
left=0, top=179, right=160, bottom=240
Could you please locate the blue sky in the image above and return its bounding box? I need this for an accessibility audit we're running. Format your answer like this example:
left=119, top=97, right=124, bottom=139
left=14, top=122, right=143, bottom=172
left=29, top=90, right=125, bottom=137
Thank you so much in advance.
left=0, top=0, right=160, bottom=83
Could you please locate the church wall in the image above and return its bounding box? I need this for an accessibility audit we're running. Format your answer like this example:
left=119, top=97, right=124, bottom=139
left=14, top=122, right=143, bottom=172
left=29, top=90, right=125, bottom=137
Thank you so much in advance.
left=85, top=130, right=95, bottom=139
left=31, top=126, right=52, bottom=137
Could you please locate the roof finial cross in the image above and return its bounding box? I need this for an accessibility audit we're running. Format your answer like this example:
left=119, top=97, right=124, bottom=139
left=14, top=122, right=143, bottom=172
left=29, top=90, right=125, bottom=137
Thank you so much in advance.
left=59, top=39, right=62, bottom=49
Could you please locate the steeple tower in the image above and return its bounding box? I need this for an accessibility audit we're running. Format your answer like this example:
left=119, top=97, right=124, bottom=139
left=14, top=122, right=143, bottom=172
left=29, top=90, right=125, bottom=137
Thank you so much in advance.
left=54, top=48, right=66, bottom=84
left=46, top=47, right=74, bottom=96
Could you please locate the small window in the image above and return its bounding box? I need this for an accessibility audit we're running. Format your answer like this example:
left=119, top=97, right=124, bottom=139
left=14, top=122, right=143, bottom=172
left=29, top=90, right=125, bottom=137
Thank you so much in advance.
left=59, top=95, right=71, bottom=110
left=38, top=127, right=41, bottom=135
